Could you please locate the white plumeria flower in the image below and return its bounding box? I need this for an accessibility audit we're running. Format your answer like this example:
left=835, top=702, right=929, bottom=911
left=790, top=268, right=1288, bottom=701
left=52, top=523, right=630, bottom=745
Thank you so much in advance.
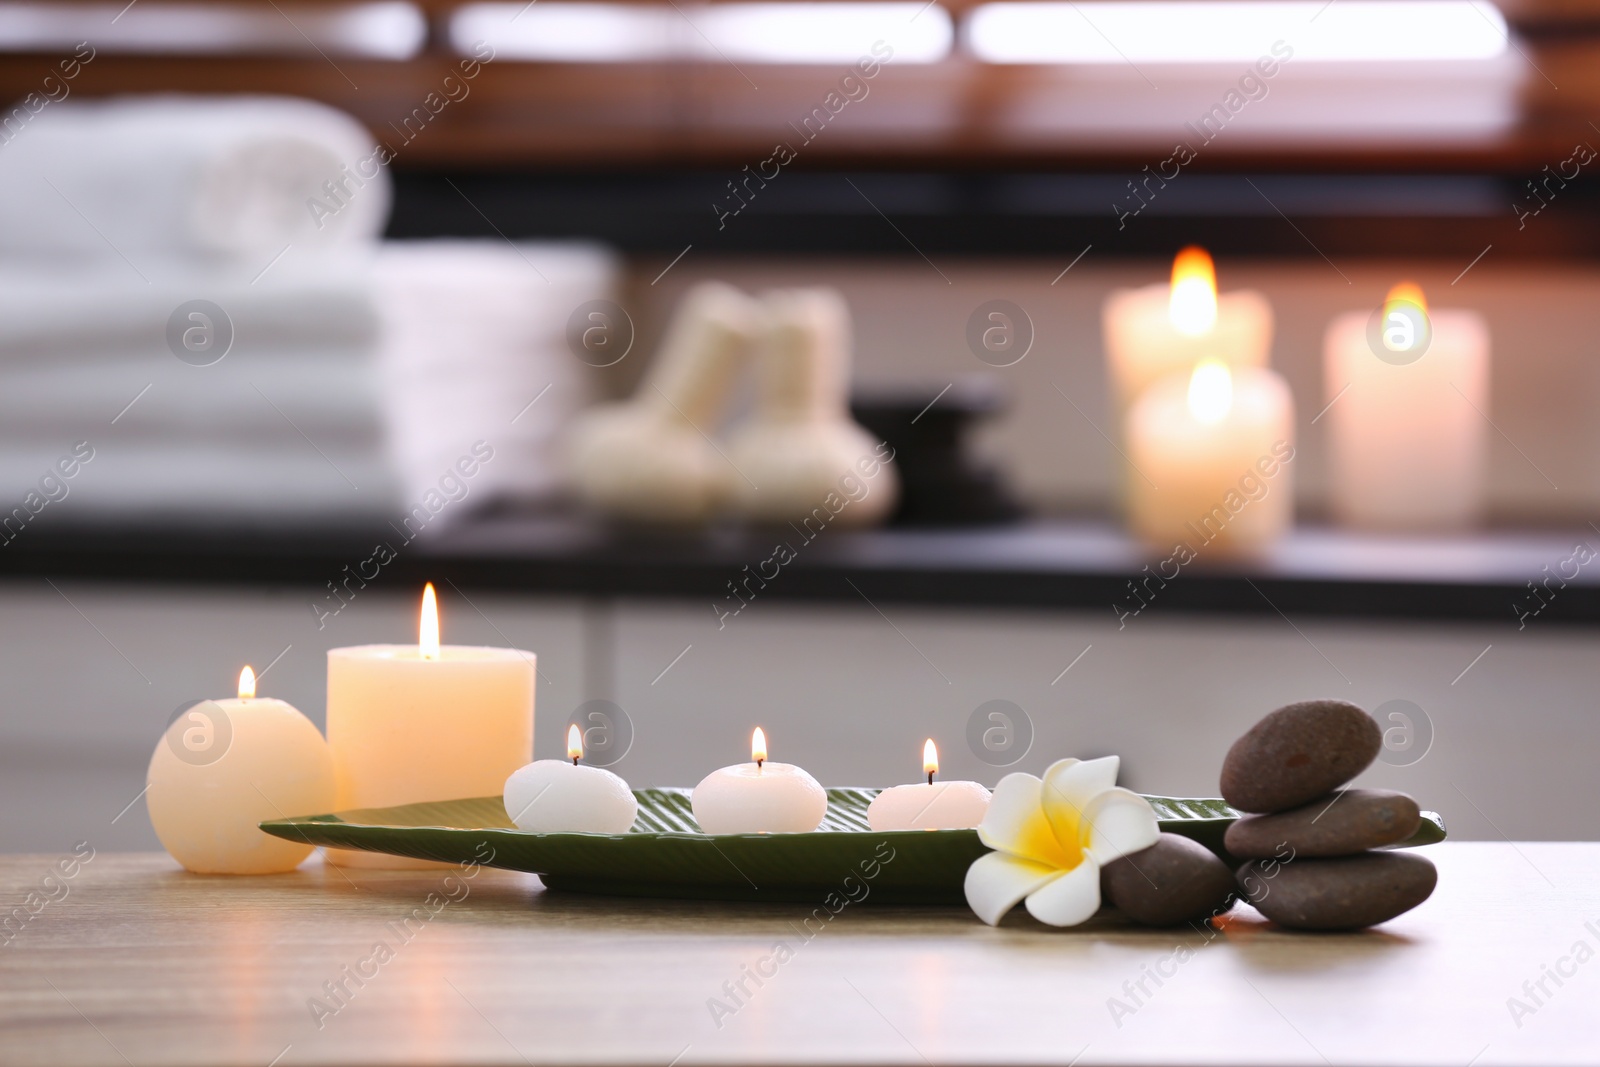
left=964, top=755, right=1160, bottom=927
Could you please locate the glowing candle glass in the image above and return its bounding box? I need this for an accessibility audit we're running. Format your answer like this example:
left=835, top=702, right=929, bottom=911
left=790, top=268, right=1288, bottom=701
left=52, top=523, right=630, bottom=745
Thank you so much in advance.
left=1323, top=282, right=1489, bottom=529
left=1103, top=247, right=1274, bottom=414
left=1126, top=360, right=1295, bottom=554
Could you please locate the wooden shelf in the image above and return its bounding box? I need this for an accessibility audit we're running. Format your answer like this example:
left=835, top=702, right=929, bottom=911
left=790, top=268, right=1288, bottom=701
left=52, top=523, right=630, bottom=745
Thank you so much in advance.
left=4, top=14, right=1600, bottom=174
left=6, top=514, right=1600, bottom=625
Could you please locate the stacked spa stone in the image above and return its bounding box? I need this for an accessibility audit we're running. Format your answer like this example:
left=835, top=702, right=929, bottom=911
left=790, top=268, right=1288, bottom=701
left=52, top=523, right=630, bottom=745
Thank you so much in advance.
left=1221, top=700, right=1437, bottom=930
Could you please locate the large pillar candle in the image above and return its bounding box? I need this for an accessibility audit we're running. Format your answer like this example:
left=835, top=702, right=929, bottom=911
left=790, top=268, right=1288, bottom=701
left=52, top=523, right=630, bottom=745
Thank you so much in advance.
left=327, top=584, right=535, bottom=867
left=1323, top=283, right=1490, bottom=529
left=1126, top=360, right=1295, bottom=555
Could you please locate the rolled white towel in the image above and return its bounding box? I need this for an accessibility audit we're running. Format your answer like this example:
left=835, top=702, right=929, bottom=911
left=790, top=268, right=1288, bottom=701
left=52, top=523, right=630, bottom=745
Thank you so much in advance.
left=0, top=95, right=389, bottom=262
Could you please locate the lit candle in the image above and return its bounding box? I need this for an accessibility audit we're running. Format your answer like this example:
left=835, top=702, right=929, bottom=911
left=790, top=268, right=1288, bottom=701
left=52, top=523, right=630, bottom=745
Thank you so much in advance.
left=326, top=583, right=535, bottom=867
left=1126, top=359, right=1295, bottom=554
left=866, top=740, right=991, bottom=831
left=691, top=727, right=827, bottom=834
left=1323, top=282, right=1490, bottom=529
left=503, top=725, right=638, bottom=833
left=1103, top=247, right=1274, bottom=415
left=146, top=666, right=335, bottom=874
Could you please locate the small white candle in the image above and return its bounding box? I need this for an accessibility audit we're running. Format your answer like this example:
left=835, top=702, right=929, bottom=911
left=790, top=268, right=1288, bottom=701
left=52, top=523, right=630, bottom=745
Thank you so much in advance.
left=1126, top=360, right=1295, bottom=554
left=1103, top=247, right=1274, bottom=415
left=326, top=583, right=535, bottom=868
left=867, top=740, right=990, bottom=831
left=1323, top=282, right=1490, bottom=529
left=692, top=728, right=826, bottom=835
left=503, top=725, right=638, bottom=833
left=146, top=666, right=336, bottom=875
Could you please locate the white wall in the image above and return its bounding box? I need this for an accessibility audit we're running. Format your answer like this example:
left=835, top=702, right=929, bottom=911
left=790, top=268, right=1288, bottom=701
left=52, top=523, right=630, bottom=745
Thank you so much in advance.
left=610, top=597, right=1600, bottom=842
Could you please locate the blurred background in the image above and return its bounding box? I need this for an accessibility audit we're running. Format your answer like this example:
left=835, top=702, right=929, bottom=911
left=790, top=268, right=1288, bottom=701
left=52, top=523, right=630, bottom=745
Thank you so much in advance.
left=1, top=0, right=1597, bottom=853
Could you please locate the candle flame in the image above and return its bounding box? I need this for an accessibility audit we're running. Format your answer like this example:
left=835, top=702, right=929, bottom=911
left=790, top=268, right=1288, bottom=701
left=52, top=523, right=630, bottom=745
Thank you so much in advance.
left=752, top=726, right=767, bottom=766
left=1169, top=246, right=1218, bottom=337
left=1384, top=280, right=1427, bottom=315
left=923, top=738, right=939, bottom=777
left=237, top=665, right=256, bottom=700
left=420, top=582, right=440, bottom=660
left=1187, top=359, right=1233, bottom=425
left=567, top=723, right=583, bottom=762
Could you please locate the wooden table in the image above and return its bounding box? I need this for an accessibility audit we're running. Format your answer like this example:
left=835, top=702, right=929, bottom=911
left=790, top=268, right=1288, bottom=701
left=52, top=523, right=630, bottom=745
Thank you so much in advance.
left=2, top=843, right=1593, bottom=1067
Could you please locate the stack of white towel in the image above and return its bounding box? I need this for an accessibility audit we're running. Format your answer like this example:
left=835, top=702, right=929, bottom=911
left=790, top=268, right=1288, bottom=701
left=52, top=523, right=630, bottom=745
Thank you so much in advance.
left=0, top=95, right=394, bottom=521
left=373, top=240, right=615, bottom=510
left=0, top=95, right=615, bottom=524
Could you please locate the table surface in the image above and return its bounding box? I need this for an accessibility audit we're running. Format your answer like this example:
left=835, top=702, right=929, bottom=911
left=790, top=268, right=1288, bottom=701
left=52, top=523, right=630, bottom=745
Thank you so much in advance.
left=2, top=843, right=1594, bottom=1067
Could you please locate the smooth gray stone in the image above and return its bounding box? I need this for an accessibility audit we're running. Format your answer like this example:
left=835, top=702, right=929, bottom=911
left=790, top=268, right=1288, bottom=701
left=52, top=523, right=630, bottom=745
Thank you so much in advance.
left=1225, top=789, right=1422, bottom=858
left=1221, top=700, right=1382, bottom=813
left=1102, top=833, right=1237, bottom=927
left=1236, top=851, right=1438, bottom=930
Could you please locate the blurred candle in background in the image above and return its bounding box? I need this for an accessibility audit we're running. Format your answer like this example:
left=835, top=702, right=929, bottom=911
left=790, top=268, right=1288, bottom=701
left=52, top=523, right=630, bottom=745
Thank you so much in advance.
left=1126, top=360, right=1295, bottom=555
left=1323, top=283, right=1490, bottom=529
left=326, top=583, right=535, bottom=868
left=1102, top=247, right=1274, bottom=415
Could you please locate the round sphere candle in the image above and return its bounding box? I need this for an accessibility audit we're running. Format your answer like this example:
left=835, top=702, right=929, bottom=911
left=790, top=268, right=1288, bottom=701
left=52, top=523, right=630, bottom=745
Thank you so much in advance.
left=692, top=728, right=826, bottom=834
left=1126, top=359, right=1295, bottom=555
left=867, top=740, right=991, bottom=831
left=504, top=725, right=638, bottom=833
left=1323, top=282, right=1489, bottom=530
left=327, top=583, right=535, bottom=867
left=1103, top=247, right=1274, bottom=415
left=146, top=666, right=336, bottom=874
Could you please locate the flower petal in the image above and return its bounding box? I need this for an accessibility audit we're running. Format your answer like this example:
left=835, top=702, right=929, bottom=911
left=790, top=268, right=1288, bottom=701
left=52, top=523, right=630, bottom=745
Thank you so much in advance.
left=1023, top=855, right=1103, bottom=927
left=1082, top=787, right=1161, bottom=865
left=964, top=851, right=1063, bottom=926
left=1040, top=756, right=1121, bottom=851
left=977, top=772, right=1073, bottom=868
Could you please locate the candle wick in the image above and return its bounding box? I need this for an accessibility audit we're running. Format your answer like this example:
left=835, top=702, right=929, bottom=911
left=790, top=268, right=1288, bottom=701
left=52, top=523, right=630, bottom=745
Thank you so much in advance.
left=928, top=770, right=934, bottom=786
left=756, top=758, right=764, bottom=770
left=572, top=756, right=579, bottom=766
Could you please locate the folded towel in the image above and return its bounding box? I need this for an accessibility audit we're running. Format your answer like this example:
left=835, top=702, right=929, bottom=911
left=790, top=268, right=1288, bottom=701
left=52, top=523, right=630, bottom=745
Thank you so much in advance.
left=0, top=95, right=389, bottom=263
left=0, top=349, right=385, bottom=448
left=373, top=240, right=618, bottom=505
left=0, top=255, right=378, bottom=355
left=0, top=441, right=399, bottom=521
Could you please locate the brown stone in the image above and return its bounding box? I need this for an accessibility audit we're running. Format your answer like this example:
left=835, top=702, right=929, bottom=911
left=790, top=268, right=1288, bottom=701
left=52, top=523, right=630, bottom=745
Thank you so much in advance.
left=1221, top=700, right=1382, bottom=813
left=1225, top=789, right=1422, bottom=859
left=1101, top=833, right=1237, bottom=927
left=1236, top=851, right=1437, bottom=930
